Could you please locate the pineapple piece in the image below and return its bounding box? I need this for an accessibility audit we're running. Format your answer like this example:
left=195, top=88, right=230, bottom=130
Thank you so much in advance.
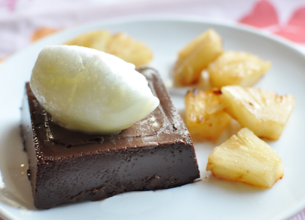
left=65, top=30, right=112, bottom=51
left=106, top=33, right=152, bottom=67
left=65, top=31, right=152, bottom=66
left=221, top=86, right=295, bottom=140
left=174, top=29, right=223, bottom=86
left=185, top=89, right=231, bottom=140
left=208, top=51, right=271, bottom=88
left=206, top=128, right=284, bottom=188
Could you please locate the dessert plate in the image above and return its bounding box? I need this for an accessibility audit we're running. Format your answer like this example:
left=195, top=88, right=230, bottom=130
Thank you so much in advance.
left=1, top=17, right=305, bottom=220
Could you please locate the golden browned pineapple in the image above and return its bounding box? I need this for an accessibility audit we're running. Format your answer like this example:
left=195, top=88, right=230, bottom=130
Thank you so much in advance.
left=206, top=128, right=284, bottom=188
left=106, top=33, right=152, bottom=67
left=221, top=86, right=295, bottom=140
left=174, top=29, right=223, bottom=86
left=65, top=30, right=112, bottom=51
left=65, top=31, right=152, bottom=66
left=208, top=51, right=271, bottom=88
left=185, top=89, right=231, bottom=140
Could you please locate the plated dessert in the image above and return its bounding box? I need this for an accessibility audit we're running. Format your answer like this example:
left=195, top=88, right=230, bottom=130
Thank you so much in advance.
left=19, top=26, right=295, bottom=210
left=0, top=18, right=303, bottom=220
left=21, top=45, right=199, bottom=209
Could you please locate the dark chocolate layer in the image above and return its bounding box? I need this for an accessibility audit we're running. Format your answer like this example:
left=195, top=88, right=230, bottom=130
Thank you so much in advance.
left=21, top=67, right=200, bottom=209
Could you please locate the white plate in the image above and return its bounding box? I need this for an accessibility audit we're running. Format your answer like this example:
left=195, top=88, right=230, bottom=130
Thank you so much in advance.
left=1, top=17, right=305, bottom=220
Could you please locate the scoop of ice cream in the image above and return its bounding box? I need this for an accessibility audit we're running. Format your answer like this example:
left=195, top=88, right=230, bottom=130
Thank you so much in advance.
left=30, top=45, right=159, bottom=134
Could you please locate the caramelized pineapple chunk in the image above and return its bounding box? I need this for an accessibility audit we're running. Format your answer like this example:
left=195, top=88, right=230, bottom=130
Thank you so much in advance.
left=185, top=89, right=231, bottom=140
left=206, top=128, right=284, bottom=188
left=221, top=86, right=295, bottom=140
left=106, top=33, right=152, bottom=67
left=174, top=29, right=223, bottom=86
left=65, top=31, right=152, bottom=66
left=65, top=30, right=112, bottom=51
left=208, top=51, right=271, bottom=88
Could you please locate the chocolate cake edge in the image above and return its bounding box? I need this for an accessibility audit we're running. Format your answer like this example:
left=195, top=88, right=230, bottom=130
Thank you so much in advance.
left=20, top=67, right=200, bottom=209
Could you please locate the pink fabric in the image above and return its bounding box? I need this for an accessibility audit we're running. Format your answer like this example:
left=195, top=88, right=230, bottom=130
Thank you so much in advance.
left=275, top=7, right=305, bottom=43
left=240, top=0, right=279, bottom=28
left=0, top=0, right=305, bottom=219
left=0, top=0, right=304, bottom=59
left=240, top=0, right=305, bottom=43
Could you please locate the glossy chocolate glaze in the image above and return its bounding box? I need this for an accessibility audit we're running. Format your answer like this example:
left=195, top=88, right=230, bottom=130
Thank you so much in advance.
left=21, top=67, right=200, bottom=209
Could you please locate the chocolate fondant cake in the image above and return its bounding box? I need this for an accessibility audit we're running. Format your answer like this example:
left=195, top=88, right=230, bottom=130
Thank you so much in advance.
left=21, top=67, right=200, bottom=209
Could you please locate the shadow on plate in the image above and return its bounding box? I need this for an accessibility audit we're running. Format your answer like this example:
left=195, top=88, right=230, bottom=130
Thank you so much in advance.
left=0, top=123, right=35, bottom=210
left=199, top=171, right=266, bottom=194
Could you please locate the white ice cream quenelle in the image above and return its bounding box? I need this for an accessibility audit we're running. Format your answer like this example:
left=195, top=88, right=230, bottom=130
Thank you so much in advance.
left=30, top=45, right=159, bottom=134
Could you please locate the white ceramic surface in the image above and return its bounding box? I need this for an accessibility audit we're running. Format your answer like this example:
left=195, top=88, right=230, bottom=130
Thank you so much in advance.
left=0, top=17, right=305, bottom=220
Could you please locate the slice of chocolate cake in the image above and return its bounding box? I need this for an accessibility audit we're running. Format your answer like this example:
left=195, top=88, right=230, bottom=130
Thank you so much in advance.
left=21, top=67, right=200, bottom=209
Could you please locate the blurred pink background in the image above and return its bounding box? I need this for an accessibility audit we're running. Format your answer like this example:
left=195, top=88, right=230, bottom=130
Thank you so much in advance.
left=0, top=0, right=305, bottom=60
